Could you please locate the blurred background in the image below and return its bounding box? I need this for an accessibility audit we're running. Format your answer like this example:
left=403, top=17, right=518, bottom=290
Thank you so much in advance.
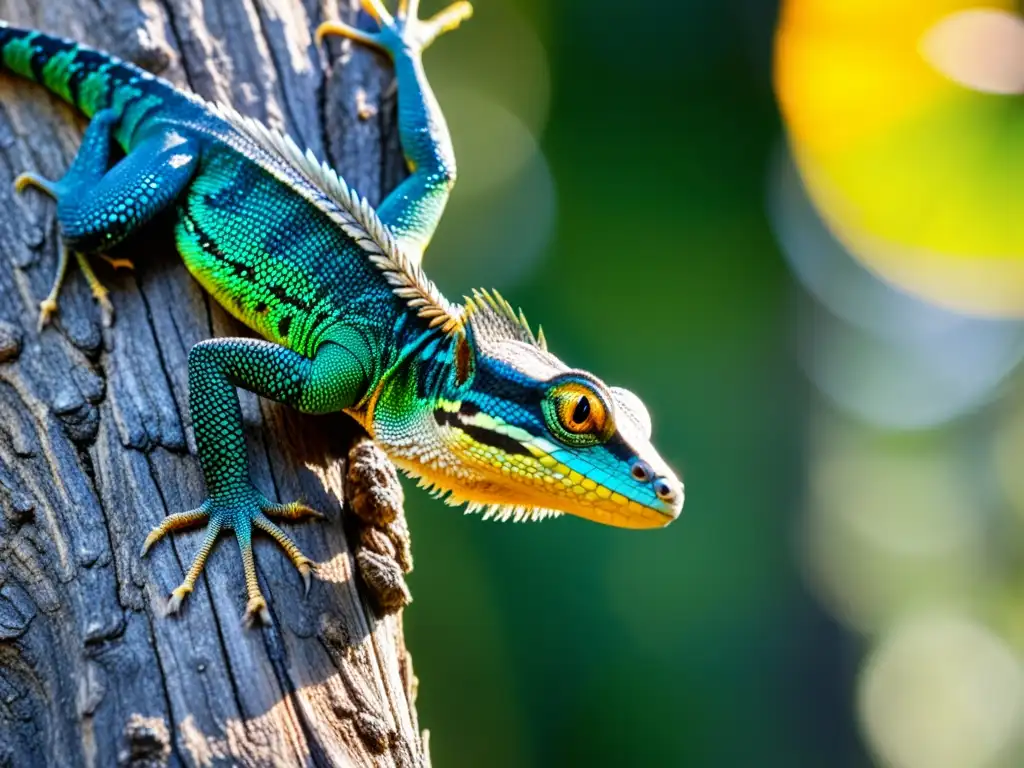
left=400, top=1, right=1024, bottom=766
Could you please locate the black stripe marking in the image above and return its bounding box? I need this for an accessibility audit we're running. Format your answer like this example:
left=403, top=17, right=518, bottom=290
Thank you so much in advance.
left=182, top=205, right=260, bottom=291
left=105, top=62, right=140, bottom=85
left=432, top=409, right=532, bottom=457
left=267, top=285, right=312, bottom=312
left=605, top=433, right=636, bottom=462
left=28, top=34, right=76, bottom=83
left=462, top=423, right=532, bottom=457
left=123, top=99, right=163, bottom=145
left=67, top=49, right=110, bottom=108
left=203, top=173, right=250, bottom=209
left=434, top=409, right=459, bottom=428
left=472, top=360, right=542, bottom=407
left=277, top=315, right=292, bottom=338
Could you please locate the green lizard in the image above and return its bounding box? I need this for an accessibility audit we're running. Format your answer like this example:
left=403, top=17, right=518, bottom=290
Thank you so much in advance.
left=0, top=0, right=683, bottom=625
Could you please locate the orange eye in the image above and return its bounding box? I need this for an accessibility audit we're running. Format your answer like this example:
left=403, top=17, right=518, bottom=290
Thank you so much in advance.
left=546, top=380, right=612, bottom=444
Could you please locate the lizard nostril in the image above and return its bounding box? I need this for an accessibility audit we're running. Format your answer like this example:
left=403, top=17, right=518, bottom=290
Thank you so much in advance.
left=631, top=461, right=652, bottom=483
left=653, top=477, right=675, bottom=502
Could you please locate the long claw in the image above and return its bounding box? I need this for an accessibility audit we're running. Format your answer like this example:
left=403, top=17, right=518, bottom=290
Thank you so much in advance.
left=36, top=246, right=71, bottom=331
left=167, top=585, right=191, bottom=615
left=14, top=174, right=119, bottom=331
left=317, top=0, right=471, bottom=55
left=37, top=298, right=58, bottom=332
left=143, top=496, right=323, bottom=625
left=162, top=520, right=221, bottom=615
left=244, top=596, right=271, bottom=627
left=298, top=559, right=315, bottom=597
left=238, top=538, right=272, bottom=626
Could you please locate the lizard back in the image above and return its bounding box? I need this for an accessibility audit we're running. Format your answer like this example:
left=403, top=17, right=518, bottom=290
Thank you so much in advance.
left=0, top=23, right=455, bottom=359
left=175, top=141, right=402, bottom=357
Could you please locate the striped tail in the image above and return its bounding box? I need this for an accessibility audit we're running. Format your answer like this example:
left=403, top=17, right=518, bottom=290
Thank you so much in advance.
left=0, top=22, right=175, bottom=147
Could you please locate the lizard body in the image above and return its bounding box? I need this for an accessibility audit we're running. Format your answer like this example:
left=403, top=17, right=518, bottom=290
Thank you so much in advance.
left=0, top=0, right=683, bottom=624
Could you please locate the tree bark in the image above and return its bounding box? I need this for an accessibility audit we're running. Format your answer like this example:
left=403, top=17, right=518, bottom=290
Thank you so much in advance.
left=0, top=1, right=424, bottom=766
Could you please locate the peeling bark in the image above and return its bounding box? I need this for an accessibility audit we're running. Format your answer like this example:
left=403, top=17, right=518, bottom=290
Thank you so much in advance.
left=0, top=1, right=424, bottom=766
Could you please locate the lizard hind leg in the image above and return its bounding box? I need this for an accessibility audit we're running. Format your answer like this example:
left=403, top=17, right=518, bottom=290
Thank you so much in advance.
left=13, top=112, right=198, bottom=329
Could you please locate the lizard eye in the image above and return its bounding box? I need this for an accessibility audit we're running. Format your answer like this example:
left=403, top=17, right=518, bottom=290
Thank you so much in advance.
left=544, top=379, right=612, bottom=445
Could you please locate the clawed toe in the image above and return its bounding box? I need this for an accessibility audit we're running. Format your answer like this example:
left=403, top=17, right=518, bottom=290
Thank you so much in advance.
left=37, top=299, right=58, bottom=331
left=316, top=0, right=472, bottom=56
left=30, top=244, right=120, bottom=333
left=244, top=596, right=271, bottom=627
left=167, top=585, right=192, bottom=615
left=263, top=500, right=326, bottom=521
left=295, top=556, right=317, bottom=596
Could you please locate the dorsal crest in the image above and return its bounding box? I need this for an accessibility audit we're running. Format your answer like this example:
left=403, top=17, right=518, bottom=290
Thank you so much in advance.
left=464, top=289, right=547, bottom=350
left=208, top=103, right=465, bottom=335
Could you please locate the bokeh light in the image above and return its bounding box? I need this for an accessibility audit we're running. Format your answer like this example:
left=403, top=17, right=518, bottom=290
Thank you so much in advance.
left=859, top=614, right=1024, bottom=768
left=423, top=0, right=555, bottom=293
left=775, top=0, right=1024, bottom=316
left=775, top=1, right=1024, bottom=766
left=769, top=145, right=1024, bottom=429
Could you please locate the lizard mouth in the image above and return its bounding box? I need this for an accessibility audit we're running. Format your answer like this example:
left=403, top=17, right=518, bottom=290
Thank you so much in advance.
left=390, top=443, right=682, bottom=529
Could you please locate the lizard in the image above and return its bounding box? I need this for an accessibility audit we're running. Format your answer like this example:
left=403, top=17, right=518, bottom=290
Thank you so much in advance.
left=0, top=0, right=684, bottom=626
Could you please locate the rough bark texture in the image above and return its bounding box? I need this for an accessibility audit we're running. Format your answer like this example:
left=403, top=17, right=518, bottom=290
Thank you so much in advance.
left=0, top=1, right=425, bottom=766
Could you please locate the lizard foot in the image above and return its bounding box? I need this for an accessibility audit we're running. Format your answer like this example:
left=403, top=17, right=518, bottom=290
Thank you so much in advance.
left=30, top=248, right=115, bottom=330
left=141, top=493, right=324, bottom=626
left=16, top=173, right=120, bottom=329
left=315, top=0, right=472, bottom=58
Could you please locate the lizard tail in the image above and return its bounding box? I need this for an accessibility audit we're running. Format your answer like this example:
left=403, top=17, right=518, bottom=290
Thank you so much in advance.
left=0, top=23, right=173, bottom=145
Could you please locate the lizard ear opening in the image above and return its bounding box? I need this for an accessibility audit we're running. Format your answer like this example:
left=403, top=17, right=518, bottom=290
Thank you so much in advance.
left=454, top=333, right=474, bottom=387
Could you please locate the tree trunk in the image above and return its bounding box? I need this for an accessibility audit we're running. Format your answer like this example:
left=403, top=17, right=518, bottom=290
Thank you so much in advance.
left=0, top=1, right=424, bottom=766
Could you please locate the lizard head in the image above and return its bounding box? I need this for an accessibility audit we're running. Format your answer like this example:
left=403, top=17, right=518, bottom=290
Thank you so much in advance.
left=370, top=291, right=683, bottom=528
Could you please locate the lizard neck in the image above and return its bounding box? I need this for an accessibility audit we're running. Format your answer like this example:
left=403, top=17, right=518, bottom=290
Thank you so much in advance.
left=353, top=318, right=463, bottom=434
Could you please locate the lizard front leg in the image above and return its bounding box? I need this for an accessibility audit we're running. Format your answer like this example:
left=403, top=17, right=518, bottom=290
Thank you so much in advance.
left=317, top=0, right=471, bottom=262
left=142, top=337, right=371, bottom=625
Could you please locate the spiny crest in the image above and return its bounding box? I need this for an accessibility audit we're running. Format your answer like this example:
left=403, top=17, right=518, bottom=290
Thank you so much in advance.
left=464, top=289, right=547, bottom=350
left=414, top=477, right=562, bottom=523
left=209, top=103, right=465, bottom=336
